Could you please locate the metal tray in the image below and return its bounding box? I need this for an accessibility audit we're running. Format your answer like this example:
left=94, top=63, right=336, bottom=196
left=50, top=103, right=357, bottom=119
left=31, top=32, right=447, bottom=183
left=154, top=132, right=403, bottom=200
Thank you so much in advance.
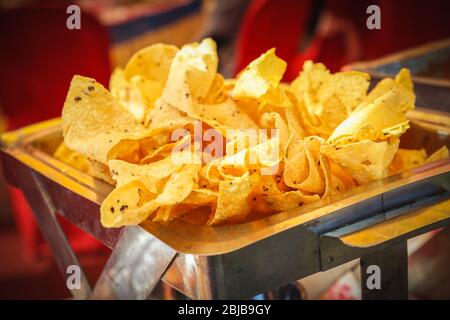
left=1, top=109, right=450, bottom=299
left=344, top=38, right=450, bottom=112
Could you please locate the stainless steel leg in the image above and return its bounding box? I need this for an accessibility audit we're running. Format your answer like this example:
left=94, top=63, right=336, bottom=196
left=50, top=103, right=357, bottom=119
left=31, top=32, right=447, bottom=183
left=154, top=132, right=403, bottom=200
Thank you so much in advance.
left=23, top=170, right=92, bottom=299
left=90, top=225, right=177, bottom=300
left=360, top=241, right=409, bottom=300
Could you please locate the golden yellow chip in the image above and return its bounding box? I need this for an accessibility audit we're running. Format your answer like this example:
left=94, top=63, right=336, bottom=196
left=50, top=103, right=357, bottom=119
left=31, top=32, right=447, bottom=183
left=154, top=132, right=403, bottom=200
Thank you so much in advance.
left=267, top=191, right=320, bottom=212
left=233, top=48, right=286, bottom=98
left=54, top=142, right=115, bottom=184
left=62, top=76, right=153, bottom=164
left=232, top=48, right=290, bottom=108
left=322, top=138, right=400, bottom=184
left=389, top=148, right=427, bottom=175
left=284, top=137, right=325, bottom=194
left=54, top=141, right=91, bottom=173
left=101, top=164, right=200, bottom=227
left=358, top=68, right=414, bottom=111
left=108, top=157, right=182, bottom=188
left=395, top=68, right=414, bottom=91
left=291, top=61, right=370, bottom=138
left=123, top=43, right=179, bottom=86
left=101, top=178, right=156, bottom=227
left=284, top=99, right=306, bottom=140
left=389, top=145, right=448, bottom=175
left=144, top=99, right=194, bottom=132
left=325, top=161, right=356, bottom=195
left=160, top=38, right=218, bottom=116
left=259, top=112, right=290, bottom=153
left=111, top=43, right=177, bottom=122
left=193, top=99, right=258, bottom=136
left=210, top=136, right=281, bottom=180
left=88, top=159, right=115, bottom=185
left=183, top=189, right=218, bottom=206
left=140, top=134, right=193, bottom=164
left=110, top=68, right=162, bottom=122
left=200, top=73, right=228, bottom=104
left=252, top=174, right=319, bottom=212
left=208, top=174, right=259, bottom=225
left=425, top=146, right=449, bottom=164
left=328, top=87, right=412, bottom=145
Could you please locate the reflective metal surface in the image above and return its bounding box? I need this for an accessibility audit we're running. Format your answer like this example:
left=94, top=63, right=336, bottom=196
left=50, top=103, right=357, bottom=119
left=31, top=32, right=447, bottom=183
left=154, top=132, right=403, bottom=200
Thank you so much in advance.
left=22, top=168, right=92, bottom=299
left=1, top=109, right=450, bottom=299
left=91, top=226, right=177, bottom=300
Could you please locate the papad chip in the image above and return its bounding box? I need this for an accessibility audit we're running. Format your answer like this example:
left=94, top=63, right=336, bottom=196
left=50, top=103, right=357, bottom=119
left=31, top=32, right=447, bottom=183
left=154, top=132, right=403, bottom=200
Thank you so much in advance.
left=108, top=157, right=182, bottom=188
left=328, top=87, right=413, bottom=145
left=62, top=76, right=153, bottom=164
left=54, top=141, right=91, bottom=173
left=389, top=148, right=427, bottom=174
left=193, top=99, right=258, bottom=136
left=101, top=178, right=156, bottom=227
left=123, top=43, right=179, bottom=86
left=101, top=164, right=200, bottom=227
left=259, top=112, right=290, bottom=153
left=232, top=48, right=289, bottom=107
left=291, top=61, right=370, bottom=137
left=210, top=136, right=282, bottom=180
left=54, top=142, right=115, bottom=184
left=252, top=175, right=319, bottom=212
left=389, top=145, right=448, bottom=175
left=267, top=191, right=320, bottom=212
left=140, top=134, right=193, bottom=164
left=322, top=138, right=400, bottom=184
left=284, top=137, right=325, bottom=194
left=88, top=159, right=115, bottom=185
left=358, top=68, right=414, bottom=111
left=284, top=98, right=306, bottom=140
left=208, top=174, right=259, bottom=225
left=425, top=146, right=449, bottom=164
left=110, top=68, right=163, bottom=122
left=144, top=99, right=194, bottom=133
left=160, top=38, right=218, bottom=116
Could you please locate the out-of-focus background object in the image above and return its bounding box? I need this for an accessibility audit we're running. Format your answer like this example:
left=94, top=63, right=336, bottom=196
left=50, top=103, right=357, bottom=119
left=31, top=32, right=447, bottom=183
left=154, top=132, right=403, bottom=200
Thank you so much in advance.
left=0, top=0, right=111, bottom=259
left=0, top=0, right=206, bottom=299
left=298, top=228, right=450, bottom=300
left=78, top=0, right=206, bottom=67
left=232, top=0, right=450, bottom=80
left=0, top=0, right=449, bottom=299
